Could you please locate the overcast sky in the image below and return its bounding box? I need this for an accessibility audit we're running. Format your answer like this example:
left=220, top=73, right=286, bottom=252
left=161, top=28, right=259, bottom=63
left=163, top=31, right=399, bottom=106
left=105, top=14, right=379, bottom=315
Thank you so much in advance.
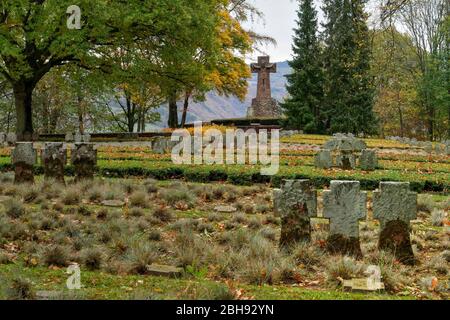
left=244, top=0, right=380, bottom=63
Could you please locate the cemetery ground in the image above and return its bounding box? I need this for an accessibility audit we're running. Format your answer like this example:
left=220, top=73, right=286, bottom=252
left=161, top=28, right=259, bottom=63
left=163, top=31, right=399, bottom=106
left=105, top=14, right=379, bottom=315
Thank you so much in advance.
left=0, top=134, right=448, bottom=300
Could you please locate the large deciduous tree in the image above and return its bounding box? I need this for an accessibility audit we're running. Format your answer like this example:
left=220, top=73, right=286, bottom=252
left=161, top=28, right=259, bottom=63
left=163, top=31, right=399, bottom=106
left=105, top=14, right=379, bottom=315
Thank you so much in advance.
left=0, top=0, right=220, bottom=139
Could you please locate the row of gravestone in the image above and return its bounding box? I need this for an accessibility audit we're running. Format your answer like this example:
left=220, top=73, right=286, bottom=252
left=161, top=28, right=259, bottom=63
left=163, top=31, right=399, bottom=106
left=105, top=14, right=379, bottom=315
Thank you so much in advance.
left=315, top=134, right=378, bottom=170
left=65, top=132, right=92, bottom=143
left=0, top=132, right=92, bottom=144
left=387, top=136, right=450, bottom=155
left=0, top=133, right=18, bottom=146
left=273, top=180, right=417, bottom=264
left=315, top=149, right=378, bottom=170
left=11, top=142, right=97, bottom=184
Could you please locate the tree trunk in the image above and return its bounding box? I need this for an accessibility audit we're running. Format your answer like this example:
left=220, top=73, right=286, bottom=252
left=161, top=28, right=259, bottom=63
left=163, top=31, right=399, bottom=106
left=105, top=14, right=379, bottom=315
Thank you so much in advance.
left=77, top=95, right=85, bottom=134
left=181, top=92, right=191, bottom=128
left=13, top=81, right=34, bottom=141
left=168, top=92, right=178, bottom=128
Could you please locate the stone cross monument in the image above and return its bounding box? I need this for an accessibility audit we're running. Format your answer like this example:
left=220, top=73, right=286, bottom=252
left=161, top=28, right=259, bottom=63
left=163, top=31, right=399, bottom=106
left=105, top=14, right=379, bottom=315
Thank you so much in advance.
left=247, top=56, right=282, bottom=118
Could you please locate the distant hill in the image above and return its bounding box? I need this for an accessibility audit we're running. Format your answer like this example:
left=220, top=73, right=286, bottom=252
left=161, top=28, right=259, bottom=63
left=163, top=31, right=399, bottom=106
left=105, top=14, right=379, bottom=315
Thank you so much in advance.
left=153, top=61, right=291, bottom=128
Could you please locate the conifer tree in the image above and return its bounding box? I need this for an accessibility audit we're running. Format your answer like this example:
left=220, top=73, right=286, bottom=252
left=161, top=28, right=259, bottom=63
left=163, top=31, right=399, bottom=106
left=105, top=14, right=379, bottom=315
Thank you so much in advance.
left=322, top=0, right=377, bottom=135
left=282, top=0, right=324, bottom=133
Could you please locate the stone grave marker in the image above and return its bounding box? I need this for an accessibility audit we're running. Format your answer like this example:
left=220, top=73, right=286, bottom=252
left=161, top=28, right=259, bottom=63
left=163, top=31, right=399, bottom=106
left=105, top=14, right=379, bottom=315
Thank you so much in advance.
left=65, top=132, right=74, bottom=143
left=6, top=133, right=17, bottom=145
left=278, top=179, right=317, bottom=247
left=314, top=150, right=333, bottom=169
left=359, top=149, right=378, bottom=171
left=41, top=142, right=67, bottom=183
left=373, top=182, right=417, bottom=264
left=323, top=180, right=367, bottom=257
left=424, top=142, right=432, bottom=153
left=272, top=188, right=282, bottom=217
left=74, top=132, right=82, bottom=144
left=71, top=143, right=97, bottom=181
left=82, top=133, right=91, bottom=143
left=12, top=142, right=36, bottom=183
left=336, top=151, right=356, bottom=170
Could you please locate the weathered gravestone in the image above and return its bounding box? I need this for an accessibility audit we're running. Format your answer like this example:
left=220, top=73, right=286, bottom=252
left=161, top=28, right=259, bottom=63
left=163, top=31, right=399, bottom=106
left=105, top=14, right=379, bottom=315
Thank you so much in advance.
left=424, top=142, right=433, bottom=153
left=359, top=149, right=378, bottom=171
left=323, top=181, right=367, bottom=258
left=277, top=180, right=317, bottom=248
left=71, top=143, right=97, bottom=181
left=373, top=182, right=417, bottom=264
left=74, top=132, right=82, bottom=144
left=152, top=137, right=171, bottom=154
left=6, top=133, right=17, bottom=145
left=314, top=150, right=333, bottom=169
left=65, top=132, right=74, bottom=143
left=336, top=151, right=356, bottom=170
left=272, top=188, right=282, bottom=217
left=82, top=133, right=91, bottom=143
left=41, top=142, right=67, bottom=183
left=12, top=142, right=36, bottom=183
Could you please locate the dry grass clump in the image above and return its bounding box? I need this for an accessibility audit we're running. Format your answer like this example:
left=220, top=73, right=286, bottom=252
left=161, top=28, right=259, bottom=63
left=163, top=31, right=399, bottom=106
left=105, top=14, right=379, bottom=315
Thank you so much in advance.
left=81, top=248, right=103, bottom=271
left=207, top=212, right=224, bottom=222
left=3, top=276, right=35, bottom=300
left=197, top=222, right=215, bottom=233
left=255, top=203, right=269, bottom=214
left=231, top=212, right=248, bottom=224
left=87, top=185, right=104, bottom=203
left=431, top=209, right=446, bottom=226
left=364, top=251, right=407, bottom=292
left=173, top=228, right=207, bottom=268
left=325, top=256, right=365, bottom=288
left=62, top=187, right=81, bottom=205
left=41, top=245, right=70, bottom=267
left=125, top=240, right=159, bottom=274
left=4, top=198, right=25, bottom=219
left=129, top=207, right=145, bottom=217
left=248, top=217, right=262, bottom=230
left=152, top=206, right=174, bottom=222
left=160, top=187, right=195, bottom=208
left=129, top=191, right=148, bottom=208
left=234, top=235, right=293, bottom=285
left=148, top=229, right=162, bottom=241
left=292, top=242, right=325, bottom=269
